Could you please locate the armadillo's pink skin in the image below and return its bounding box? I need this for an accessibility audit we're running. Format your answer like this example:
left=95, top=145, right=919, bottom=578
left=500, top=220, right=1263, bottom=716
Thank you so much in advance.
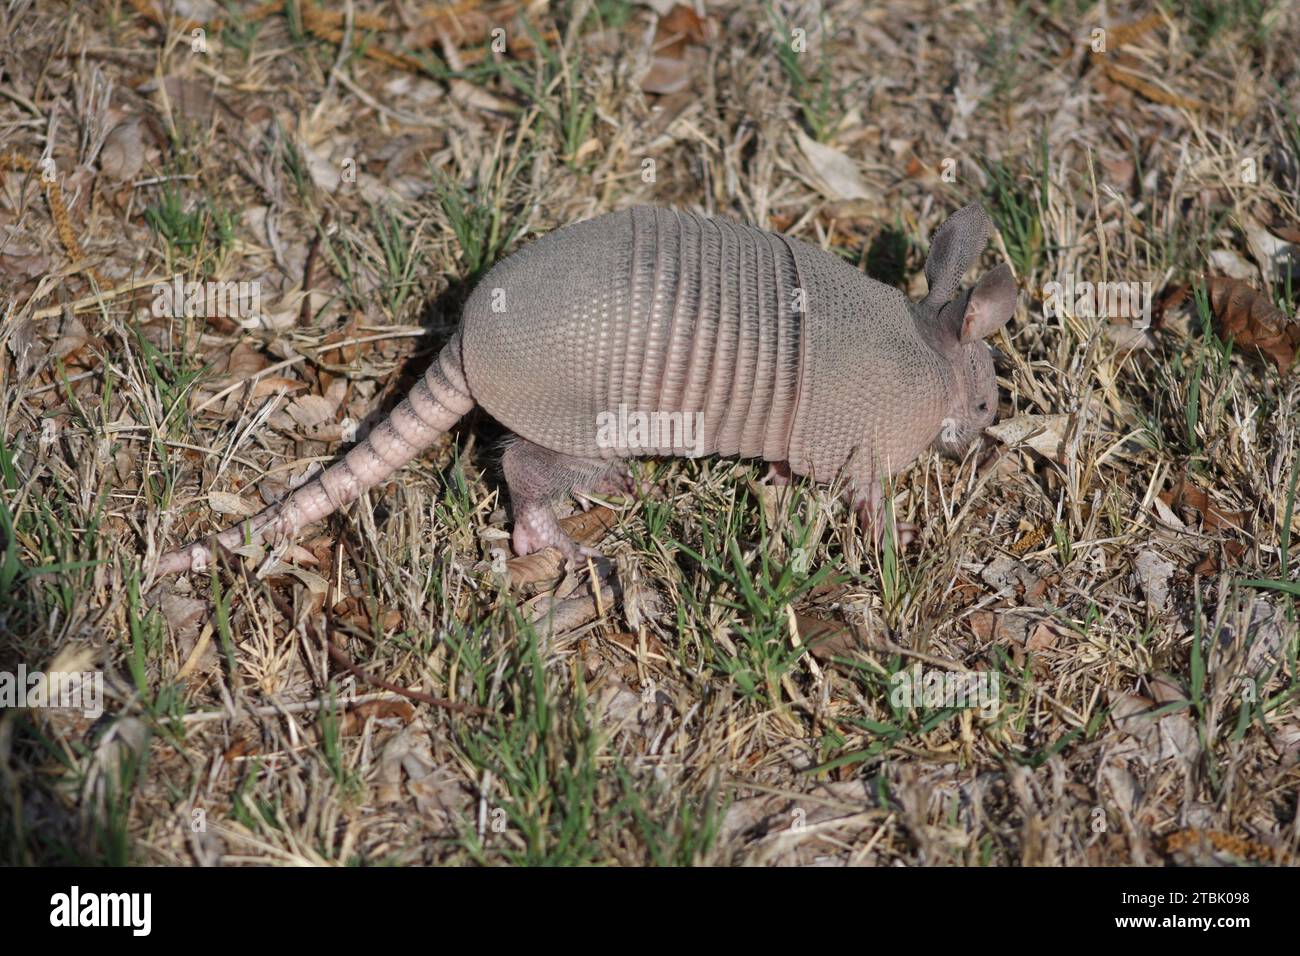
left=461, top=206, right=950, bottom=484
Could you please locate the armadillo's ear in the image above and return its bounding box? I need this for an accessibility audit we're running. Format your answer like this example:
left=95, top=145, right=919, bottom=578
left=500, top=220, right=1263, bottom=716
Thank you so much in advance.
left=922, top=203, right=991, bottom=308
left=956, top=263, right=1017, bottom=342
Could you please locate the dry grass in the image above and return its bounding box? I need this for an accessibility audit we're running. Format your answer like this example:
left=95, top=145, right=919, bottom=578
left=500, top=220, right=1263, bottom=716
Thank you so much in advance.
left=1, top=0, right=1298, bottom=866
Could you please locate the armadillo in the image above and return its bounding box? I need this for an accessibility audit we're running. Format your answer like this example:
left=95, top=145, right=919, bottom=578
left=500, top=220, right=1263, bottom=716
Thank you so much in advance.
left=155, top=202, right=1017, bottom=575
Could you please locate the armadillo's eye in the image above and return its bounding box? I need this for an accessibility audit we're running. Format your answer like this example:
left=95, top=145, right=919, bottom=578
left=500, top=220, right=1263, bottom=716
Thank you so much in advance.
left=977, top=401, right=989, bottom=412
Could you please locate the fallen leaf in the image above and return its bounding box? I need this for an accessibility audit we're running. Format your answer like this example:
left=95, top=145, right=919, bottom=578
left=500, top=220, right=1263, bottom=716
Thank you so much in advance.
left=207, top=490, right=259, bottom=516
left=1107, top=689, right=1197, bottom=768
left=1208, top=248, right=1258, bottom=282
left=100, top=117, right=146, bottom=182
left=285, top=393, right=338, bottom=429
left=1158, top=479, right=1248, bottom=532
left=227, top=340, right=268, bottom=379
left=1241, top=214, right=1300, bottom=285
left=160, top=593, right=207, bottom=632
left=980, top=553, right=1040, bottom=593
left=376, top=725, right=470, bottom=824
left=718, top=780, right=875, bottom=854
left=528, top=591, right=601, bottom=632
left=595, top=680, right=644, bottom=728
left=986, top=413, right=1071, bottom=462
left=1235, top=597, right=1294, bottom=676
left=1025, top=622, right=1059, bottom=652
left=794, top=129, right=874, bottom=202
left=1192, top=540, right=1245, bottom=575
left=303, top=143, right=341, bottom=193
left=1161, top=277, right=1299, bottom=372
left=250, top=376, right=309, bottom=398
left=1098, top=762, right=1140, bottom=818
left=114, top=446, right=136, bottom=483
left=0, top=223, right=53, bottom=282
left=1272, top=222, right=1300, bottom=245
left=144, top=75, right=234, bottom=129
left=269, top=564, right=330, bottom=595
left=338, top=699, right=415, bottom=736
left=794, top=612, right=862, bottom=660
left=50, top=314, right=89, bottom=361
left=1133, top=550, right=1175, bottom=611
left=642, top=55, right=692, bottom=96
left=969, top=607, right=1041, bottom=645
left=641, top=4, right=715, bottom=95
left=1103, top=324, right=1156, bottom=351
left=86, top=717, right=150, bottom=815
left=5, top=317, right=38, bottom=377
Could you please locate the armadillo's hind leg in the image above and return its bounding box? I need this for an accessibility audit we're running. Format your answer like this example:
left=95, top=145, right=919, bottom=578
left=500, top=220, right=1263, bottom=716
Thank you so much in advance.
left=501, top=439, right=621, bottom=563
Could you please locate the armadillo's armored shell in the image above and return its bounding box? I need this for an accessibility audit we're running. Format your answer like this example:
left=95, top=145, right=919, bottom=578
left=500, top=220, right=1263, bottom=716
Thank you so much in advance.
left=784, top=240, right=950, bottom=482
left=462, top=207, right=804, bottom=460
left=461, top=206, right=949, bottom=480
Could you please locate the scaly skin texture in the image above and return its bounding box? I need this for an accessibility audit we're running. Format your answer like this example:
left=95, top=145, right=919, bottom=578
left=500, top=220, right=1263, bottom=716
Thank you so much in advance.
left=153, top=335, right=474, bottom=574
left=155, top=203, right=1017, bottom=573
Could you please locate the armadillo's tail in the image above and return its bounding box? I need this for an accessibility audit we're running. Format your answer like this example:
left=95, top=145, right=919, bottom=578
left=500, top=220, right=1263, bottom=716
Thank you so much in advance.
left=155, top=334, right=475, bottom=576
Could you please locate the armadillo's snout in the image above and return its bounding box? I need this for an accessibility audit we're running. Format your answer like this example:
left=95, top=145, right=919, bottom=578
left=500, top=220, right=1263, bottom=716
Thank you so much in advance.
left=935, top=418, right=981, bottom=459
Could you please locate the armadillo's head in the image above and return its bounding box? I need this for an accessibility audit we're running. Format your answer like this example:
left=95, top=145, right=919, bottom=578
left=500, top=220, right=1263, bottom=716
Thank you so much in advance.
left=914, top=203, right=1018, bottom=458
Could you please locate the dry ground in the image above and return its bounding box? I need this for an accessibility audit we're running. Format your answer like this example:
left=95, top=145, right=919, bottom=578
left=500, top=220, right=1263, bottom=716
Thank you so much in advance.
left=2, top=0, right=1299, bottom=866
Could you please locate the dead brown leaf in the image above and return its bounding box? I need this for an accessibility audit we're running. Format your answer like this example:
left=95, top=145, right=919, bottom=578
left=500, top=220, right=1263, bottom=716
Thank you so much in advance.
left=1161, top=277, right=1299, bottom=372
left=793, top=612, right=863, bottom=661
left=642, top=4, right=716, bottom=95
left=1192, top=540, right=1245, bottom=576
left=1158, top=479, right=1249, bottom=532
left=226, top=340, right=268, bottom=381
left=338, top=699, right=415, bottom=736
left=986, top=413, right=1072, bottom=463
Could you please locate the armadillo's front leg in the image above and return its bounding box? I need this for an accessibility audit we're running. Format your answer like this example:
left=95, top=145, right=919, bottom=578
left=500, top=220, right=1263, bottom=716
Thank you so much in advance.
left=501, top=439, right=623, bottom=563
left=849, top=478, right=917, bottom=550
left=763, top=461, right=793, bottom=486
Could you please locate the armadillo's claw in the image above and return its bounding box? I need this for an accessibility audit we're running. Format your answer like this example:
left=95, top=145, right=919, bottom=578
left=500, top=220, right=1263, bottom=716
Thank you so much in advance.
left=571, top=543, right=607, bottom=571
left=850, top=484, right=917, bottom=552
left=861, top=511, right=918, bottom=552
